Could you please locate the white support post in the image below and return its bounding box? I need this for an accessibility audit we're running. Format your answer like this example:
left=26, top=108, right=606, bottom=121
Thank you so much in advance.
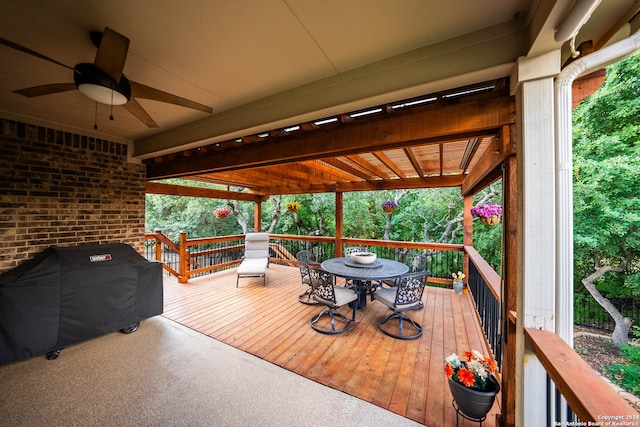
left=511, top=50, right=560, bottom=427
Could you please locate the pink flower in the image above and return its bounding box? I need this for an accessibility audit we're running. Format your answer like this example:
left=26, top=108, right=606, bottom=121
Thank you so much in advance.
left=470, top=204, right=502, bottom=219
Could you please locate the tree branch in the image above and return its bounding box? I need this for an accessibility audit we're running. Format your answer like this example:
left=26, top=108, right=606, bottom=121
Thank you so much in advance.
left=581, top=251, right=635, bottom=346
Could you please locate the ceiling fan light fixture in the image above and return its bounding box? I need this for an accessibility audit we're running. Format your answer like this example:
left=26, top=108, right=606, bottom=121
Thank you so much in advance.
left=74, top=63, right=131, bottom=105
left=78, top=82, right=128, bottom=105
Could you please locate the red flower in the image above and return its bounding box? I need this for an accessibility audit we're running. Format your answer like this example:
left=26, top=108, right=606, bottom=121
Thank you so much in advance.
left=484, top=357, right=497, bottom=373
left=444, top=364, right=453, bottom=378
left=462, top=350, right=474, bottom=361
left=457, top=368, right=476, bottom=388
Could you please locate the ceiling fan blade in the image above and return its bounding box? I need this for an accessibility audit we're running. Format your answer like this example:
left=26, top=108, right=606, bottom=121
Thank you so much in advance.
left=93, top=27, right=129, bottom=83
left=14, top=83, right=77, bottom=97
left=0, top=37, right=75, bottom=71
left=130, top=81, right=212, bottom=113
left=122, top=98, right=159, bottom=128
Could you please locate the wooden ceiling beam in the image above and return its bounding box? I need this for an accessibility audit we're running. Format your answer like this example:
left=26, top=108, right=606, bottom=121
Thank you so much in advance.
left=305, top=160, right=357, bottom=181
left=200, top=161, right=353, bottom=191
left=280, top=162, right=351, bottom=183
left=462, top=124, right=516, bottom=195
left=459, top=137, right=481, bottom=172
left=146, top=182, right=264, bottom=201
left=321, top=158, right=372, bottom=180
left=373, top=150, right=406, bottom=178
left=403, top=147, right=424, bottom=178
left=345, top=154, right=389, bottom=179
left=337, top=174, right=464, bottom=192
left=184, top=176, right=259, bottom=190
left=146, top=94, right=513, bottom=179
left=261, top=174, right=465, bottom=195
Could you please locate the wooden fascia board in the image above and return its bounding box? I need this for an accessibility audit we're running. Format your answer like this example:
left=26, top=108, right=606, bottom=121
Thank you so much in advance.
left=260, top=174, right=465, bottom=195
left=338, top=175, right=464, bottom=192
left=146, top=182, right=265, bottom=201
left=146, top=95, right=514, bottom=179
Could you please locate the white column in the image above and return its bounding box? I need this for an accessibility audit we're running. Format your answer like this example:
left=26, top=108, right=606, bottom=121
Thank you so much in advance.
left=511, top=50, right=560, bottom=427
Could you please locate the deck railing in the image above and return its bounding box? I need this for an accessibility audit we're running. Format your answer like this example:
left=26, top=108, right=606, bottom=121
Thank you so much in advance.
left=465, top=245, right=502, bottom=367
left=267, top=234, right=464, bottom=287
left=525, top=327, right=638, bottom=423
left=145, top=231, right=466, bottom=287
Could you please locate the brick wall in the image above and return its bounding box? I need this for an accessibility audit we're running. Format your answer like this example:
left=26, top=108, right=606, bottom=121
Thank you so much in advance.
left=0, top=118, right=146, bottom=273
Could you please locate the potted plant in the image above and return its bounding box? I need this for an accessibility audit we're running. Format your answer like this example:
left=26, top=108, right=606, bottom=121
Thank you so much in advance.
left=470, top=203, right=502, bottom=225
left=451, top=271, right=465, bottom=295
left=445, top=350, right=500, bottom=420
left=213, top=207, right=231, bottom=219
left=286, top=201, right=301, bottom=213
left=381, top=200, right=398, bottom=213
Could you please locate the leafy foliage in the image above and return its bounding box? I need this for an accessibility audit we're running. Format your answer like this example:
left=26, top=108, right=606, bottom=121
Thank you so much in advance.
left=573, top=52, right=640, bottom=305
left=606, top=344, right=640, bottom=396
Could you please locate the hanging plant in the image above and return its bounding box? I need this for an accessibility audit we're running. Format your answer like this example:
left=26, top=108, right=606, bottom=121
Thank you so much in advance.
left=213, top=207, right=231, bottom=219
left=381, top=200, right=398, bottom=213
left=286, top=201, right=301, bottom=213
left=470, top=203, right=502, bottom=225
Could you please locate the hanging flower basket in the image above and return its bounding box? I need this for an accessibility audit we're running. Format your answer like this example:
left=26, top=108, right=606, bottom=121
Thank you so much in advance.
left=286, top=201, right=301, bottom=213
left=213, top=207, right=231, bottom=219
left=471, top=204, right=502, bottom=225
left=381, top=200, right=398, bottom=213
left=479, top=215, right=501, bottom=225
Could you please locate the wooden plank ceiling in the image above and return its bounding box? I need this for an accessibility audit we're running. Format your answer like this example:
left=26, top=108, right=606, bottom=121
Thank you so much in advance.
left=145, top=79, right=515, bottom=197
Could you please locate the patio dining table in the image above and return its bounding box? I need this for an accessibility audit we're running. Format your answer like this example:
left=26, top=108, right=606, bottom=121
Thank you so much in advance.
left=320, top=257, right=409, bottom=308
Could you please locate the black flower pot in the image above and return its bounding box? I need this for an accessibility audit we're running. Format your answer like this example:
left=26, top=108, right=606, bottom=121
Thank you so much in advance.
left=448, top=376, right=500, bottom=420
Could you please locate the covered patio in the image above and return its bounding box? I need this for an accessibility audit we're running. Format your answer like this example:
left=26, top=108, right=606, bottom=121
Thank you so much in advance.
left=161, top=263, right=500, bottom=427
left=2, top=2, right=640, bottom=426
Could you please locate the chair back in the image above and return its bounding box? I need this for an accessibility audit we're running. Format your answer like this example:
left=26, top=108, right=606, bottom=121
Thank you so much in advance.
left=244, top=233, right=269, bottom=259
left=394, top=271, right=428, bottom=306
left=309, top=267, right=336, bottom=305
left=295, top=249, right=316, bottom=264
left=407, top=253, right=427, bottom=273
left=296, top=250, right=317, bottom=280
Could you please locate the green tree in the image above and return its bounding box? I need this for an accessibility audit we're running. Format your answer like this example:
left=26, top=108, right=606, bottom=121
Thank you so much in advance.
left=573, top=52, right=640, bottom=345
left=145, top=194, right=243, bottom=240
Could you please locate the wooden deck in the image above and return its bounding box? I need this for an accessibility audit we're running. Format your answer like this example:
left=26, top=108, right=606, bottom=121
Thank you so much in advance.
left=161, top=264, right=501, bottom=427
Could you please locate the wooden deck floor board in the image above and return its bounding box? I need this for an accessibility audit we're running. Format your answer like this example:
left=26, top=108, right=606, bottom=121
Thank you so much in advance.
left=161, top=264, right=500, bottom=427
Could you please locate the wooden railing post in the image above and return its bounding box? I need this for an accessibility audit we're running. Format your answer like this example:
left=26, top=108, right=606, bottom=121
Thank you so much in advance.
left=502, top=145, right=518, bottom=427
left=179, top=231, right=189, bottom=283
left=154, top=229, right=162, bottom=262
left=335, top=192, right=343, bottom=257
left=463, top=194, right=473, bottom=293
left=254, top=201, right=262, bottom=232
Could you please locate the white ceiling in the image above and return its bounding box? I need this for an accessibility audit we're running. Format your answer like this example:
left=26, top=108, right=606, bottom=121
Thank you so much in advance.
left=0, top=0, right=636, bottom=158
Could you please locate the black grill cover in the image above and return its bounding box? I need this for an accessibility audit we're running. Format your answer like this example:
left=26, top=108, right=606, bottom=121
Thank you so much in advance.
left=0, top=243, right=163, bottom=365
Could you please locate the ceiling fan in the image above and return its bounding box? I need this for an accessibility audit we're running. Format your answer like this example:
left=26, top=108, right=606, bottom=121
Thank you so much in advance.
left=0, top=27, right=212, bottom=128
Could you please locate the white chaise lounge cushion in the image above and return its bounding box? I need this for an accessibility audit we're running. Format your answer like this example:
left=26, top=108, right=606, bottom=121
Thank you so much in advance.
left=237, top=258, right=269, bottom=275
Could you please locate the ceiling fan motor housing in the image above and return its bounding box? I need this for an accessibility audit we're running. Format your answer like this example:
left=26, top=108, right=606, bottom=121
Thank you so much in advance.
left=73, top=62, right=131, bottom=105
